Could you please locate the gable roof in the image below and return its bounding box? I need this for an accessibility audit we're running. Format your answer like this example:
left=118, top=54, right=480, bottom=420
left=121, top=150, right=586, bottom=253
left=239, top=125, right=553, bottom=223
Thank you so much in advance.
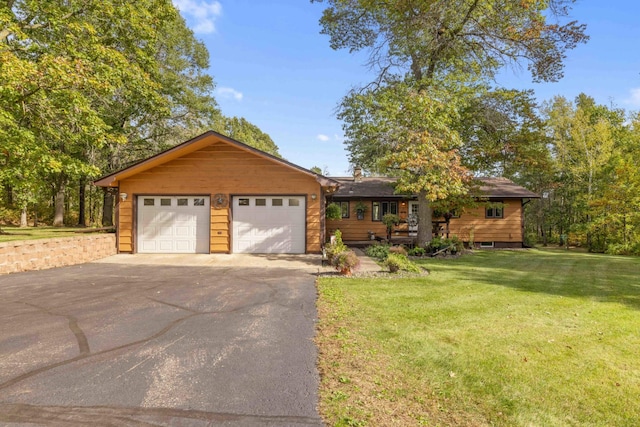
left=478, top=177, right=540, bottom=199
left=331, top=177, right=402, bottom=198
left=94, top=130, right=340, bottom=188
left=330, top=176, right=539, bottom=199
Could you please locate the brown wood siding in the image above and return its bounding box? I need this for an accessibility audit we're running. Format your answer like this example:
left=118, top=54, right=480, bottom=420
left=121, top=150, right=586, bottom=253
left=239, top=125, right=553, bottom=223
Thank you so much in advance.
left=447, top=200, right=523, bottom=243
left=327, top=201, right=388, bottom=241
left=330, top=199, right=524, bottom=245
left=117, top=142, right=322, bottom=253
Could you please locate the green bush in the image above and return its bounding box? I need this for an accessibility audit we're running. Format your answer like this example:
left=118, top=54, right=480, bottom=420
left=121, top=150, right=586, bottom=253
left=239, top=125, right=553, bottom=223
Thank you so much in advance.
left=408, top=246, right=426, bottom=257
left=385, top=253, right=421, bottom=273
left=326, top=230, right=347, bottom=262
left=389, top=245, right=408, bottom=256
left=365, top=243, right=390, bottom=260
left=332, top=249, right=360, bottom=275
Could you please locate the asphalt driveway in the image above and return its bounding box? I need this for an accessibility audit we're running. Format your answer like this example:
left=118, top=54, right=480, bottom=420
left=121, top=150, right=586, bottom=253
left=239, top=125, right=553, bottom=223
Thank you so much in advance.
left=0, top=254, right=325, bottom=426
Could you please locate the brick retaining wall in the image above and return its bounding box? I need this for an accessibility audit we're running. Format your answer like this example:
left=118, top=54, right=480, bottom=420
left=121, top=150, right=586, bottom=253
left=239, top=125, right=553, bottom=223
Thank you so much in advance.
left=0, top=234, right=117, bottom=275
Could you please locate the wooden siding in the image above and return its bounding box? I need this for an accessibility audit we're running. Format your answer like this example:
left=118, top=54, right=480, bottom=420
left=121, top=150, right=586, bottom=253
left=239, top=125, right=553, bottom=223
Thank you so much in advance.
left=327, top=200, right=395, bottom=241
left=117, top=141, right=323, bottom=253
left=330, top=199, right=524, bottom=244
left=447, top=200, right=522, bottom=243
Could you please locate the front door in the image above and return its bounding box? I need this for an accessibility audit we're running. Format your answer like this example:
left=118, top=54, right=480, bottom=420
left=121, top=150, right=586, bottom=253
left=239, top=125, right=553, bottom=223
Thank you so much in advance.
left=408, top=201, right=419, bottom=236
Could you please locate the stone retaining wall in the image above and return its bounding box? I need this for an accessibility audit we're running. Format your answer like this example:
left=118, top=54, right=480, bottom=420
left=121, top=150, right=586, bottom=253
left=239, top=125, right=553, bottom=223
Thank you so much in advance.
left=0, top=234, right=117, bottom=275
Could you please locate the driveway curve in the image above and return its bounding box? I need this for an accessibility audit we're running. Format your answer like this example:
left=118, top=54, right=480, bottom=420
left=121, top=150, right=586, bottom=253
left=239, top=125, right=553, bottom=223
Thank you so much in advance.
left=0, top=254, right=325, bottom=426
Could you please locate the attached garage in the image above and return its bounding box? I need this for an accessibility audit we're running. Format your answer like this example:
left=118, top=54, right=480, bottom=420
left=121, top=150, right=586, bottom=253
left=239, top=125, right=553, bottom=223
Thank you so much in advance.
left=232, top=196, right=305, bottom=254
left=137, top=196, right=210, bottom=253
left=95, top=131, right=339, bottom=255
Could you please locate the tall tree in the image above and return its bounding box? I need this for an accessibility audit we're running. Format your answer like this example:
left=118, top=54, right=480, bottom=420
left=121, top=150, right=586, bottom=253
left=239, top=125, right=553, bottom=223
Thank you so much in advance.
left=315, top=0, right=588, bottom=245
left=215, top=116, right=281, bottom=158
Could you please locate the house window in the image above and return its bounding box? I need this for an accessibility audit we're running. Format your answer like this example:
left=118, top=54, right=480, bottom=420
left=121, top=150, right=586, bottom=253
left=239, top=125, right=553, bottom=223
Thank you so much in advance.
left=338, top=201, right=349, bottom=218
left=238, top=198, right=250, bottom=206
left=272, top=198, right=283, bottom=206
left=194, top=198, right=205, bottom=206
left=256, top=198, right=266, bottom=206
left=480, top=242, right=495, bottom=248
left=372, top=201, right=398, bottom=221
left=177, top=198, right=188, bottom=206
left=485, top=203, right=503, bottom=219
left=288, top=198, right=300, bottom=207
left=143, top=198, right=154, bottom=206
left=160, top=198, right=171, bottom=206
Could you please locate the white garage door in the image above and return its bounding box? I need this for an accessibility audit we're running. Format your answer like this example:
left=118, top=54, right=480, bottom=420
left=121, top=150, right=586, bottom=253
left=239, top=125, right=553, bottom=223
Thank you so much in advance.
left=232, top=196, right=305, bottom=254
left=137, top=196, right=210, bottom=253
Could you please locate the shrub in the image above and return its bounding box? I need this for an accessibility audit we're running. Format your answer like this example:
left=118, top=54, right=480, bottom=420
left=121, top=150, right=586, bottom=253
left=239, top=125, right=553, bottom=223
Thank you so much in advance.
left=385, top=253, right=421, bottom=273
left=428, top=236, right=444, bottom=252
left=408, top=246, right=426, bottom=257
left=332, top=249, right=360, bottom=275
left=389, top=245, right=408, bottom=256
left=326, top=230, right=347, bottom=262
left=365, top=243, right=390, bottom=260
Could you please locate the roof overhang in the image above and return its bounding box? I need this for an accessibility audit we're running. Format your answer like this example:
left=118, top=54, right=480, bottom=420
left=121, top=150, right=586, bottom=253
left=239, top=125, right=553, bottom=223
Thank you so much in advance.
left=94, top=130, right=341, bottom=190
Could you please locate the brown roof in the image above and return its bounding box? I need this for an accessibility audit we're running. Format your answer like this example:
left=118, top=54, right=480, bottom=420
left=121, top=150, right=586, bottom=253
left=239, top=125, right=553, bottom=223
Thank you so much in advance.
left=330, top=176, right=539, bottom=199
left=477, top=177, right=540, bottom=198
left=331, top=177, right=404, bottom=198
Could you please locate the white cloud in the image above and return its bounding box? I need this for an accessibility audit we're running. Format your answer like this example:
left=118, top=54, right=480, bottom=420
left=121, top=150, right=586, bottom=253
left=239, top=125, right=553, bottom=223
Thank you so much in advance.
left=216, top=87, right=243, bottom=101
left=317, top=134, right=330, bottom=142
left=625, top=88, right=640, bottom=108
left=173, top=0, right=222, bottom=34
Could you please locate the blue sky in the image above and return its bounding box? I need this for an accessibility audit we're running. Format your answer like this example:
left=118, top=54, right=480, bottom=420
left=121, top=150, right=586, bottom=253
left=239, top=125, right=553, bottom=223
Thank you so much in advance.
left=173, top=0, right=640, bottom=177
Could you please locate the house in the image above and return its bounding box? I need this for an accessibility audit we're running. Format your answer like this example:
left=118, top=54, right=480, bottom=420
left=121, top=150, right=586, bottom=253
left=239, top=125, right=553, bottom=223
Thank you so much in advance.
left=326, top=168, right=539, bottom=248
left=94, top=131, right=339, bottom=254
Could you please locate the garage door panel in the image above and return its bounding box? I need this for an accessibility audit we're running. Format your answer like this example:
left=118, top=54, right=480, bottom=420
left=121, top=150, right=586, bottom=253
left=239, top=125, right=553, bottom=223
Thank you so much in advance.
left=137, top=196, right=209, bottom=254
left=232, top=196, right=305, bottom=254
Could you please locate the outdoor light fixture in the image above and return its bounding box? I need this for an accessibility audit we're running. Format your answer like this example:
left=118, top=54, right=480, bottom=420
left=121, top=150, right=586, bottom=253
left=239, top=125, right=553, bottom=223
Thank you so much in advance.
left=120, top=193, right=128, bottom=201
left=311, top=193, right=317, bottom=200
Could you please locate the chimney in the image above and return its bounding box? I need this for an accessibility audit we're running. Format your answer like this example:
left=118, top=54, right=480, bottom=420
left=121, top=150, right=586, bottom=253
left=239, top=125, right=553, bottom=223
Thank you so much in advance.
left=354, top=166, right=362, bottom=182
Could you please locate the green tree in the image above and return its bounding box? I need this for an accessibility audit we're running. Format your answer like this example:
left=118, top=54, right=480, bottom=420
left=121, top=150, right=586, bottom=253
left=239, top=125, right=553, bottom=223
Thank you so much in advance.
left=315, top=0, right=588, bottom=245
left=215, top=116, right=281, bottom=158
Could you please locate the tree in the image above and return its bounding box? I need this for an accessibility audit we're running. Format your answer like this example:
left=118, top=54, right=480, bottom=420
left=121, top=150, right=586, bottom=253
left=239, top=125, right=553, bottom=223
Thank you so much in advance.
left=315, top=0, right=588, bottom=246
left=215, top=116, right=281, bottom=158
left=1, top=1, right=223, bottom=227
left=1, top=0, right=179, bottom=225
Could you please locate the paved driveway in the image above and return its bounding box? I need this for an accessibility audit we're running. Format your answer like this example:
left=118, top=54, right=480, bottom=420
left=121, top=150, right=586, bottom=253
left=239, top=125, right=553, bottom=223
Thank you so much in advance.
left=0, top=254, right=325, bottom=426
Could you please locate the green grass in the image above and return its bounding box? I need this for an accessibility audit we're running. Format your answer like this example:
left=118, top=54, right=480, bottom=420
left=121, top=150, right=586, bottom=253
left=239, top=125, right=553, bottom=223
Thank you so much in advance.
left=0, top=226, right=95, bottom=242
left=316, top=249, right=640, bottom=426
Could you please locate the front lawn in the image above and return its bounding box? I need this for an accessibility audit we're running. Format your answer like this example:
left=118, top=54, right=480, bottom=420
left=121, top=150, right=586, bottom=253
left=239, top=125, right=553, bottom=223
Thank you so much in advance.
left=0, top=226, right=95, bottom=243
left=316, top=249, right=640, bottom=426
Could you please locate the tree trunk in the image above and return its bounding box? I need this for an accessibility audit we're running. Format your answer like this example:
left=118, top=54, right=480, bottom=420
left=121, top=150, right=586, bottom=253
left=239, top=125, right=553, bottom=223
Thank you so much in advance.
left=20, top=205, right=27, bottom=227
left=416, top=190, right=433, bottom=247
left=102, top=188, right=115, bottom=227
left=78, top=179, right=86, bottom=226
left=53, top=182, right=65, bottom=227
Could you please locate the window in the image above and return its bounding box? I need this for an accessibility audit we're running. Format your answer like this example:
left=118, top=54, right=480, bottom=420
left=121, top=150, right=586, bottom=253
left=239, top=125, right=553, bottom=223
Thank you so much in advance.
left=177, top=198, right=188, bottom=206
left=238, top=198, right=250, bottom=206
left=143, top=198, right=154, bottom=206
left=288, top=198, right=300, bottom=207
left=480, top=242, right=495, bottom=248
left=160, top=198, right=171, bottom=206
left=485, top=203, right=503, bottom=219
left=372, top=201, right=398, bottom=221
left=256, top=198, right=266, bottom=206
left=337, top=201, right=349, bottom=218
left=194, top=198, right=205, bottom=206
left=272, top=198, right=283, bottom=206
